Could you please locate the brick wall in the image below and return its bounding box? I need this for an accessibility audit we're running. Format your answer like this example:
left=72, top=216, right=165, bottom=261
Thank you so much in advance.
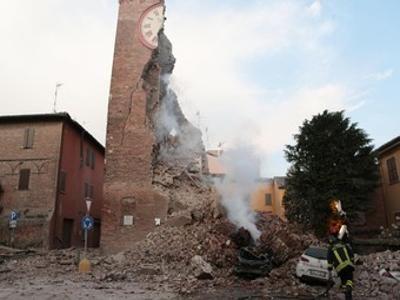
left=102, top=0, right=168, bottom=253
left=0, top=121, right=62, bottom=248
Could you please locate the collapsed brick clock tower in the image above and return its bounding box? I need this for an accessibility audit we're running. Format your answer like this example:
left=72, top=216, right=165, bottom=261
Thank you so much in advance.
left=101, top=0, right=168, bottom=253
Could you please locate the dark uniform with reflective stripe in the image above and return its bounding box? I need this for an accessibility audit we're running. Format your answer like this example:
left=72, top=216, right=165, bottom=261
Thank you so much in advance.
left=327, top=240, right=355, bottom=300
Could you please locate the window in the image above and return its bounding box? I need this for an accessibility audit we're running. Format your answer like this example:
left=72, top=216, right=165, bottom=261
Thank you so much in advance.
left=18, top=169, right=31, bottom=190
left=387, top=157, right=399, bottom=184
left=59, top=171, right=67, bottom=193
left=90, top=185, right=94, bottom=199
left=23, top=128, right=35, bottom=149
left=85, top=148, right=91, bottom=167
left=265, top=193, right=272, bottom=206
left=85, top=148, right=95, bottom=169
left=305, top=247, right=328, bottom=260
left=84, top=182, right=94, bottom=199
left=90, top=150, right=95, bottom=169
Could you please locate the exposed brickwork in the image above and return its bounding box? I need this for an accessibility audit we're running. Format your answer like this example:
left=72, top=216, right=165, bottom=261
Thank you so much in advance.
left=0, top=121, right=62, bottom=248
left=0, top=114, right=105, bottom=249
left=102, top=0, right=168, bottom=253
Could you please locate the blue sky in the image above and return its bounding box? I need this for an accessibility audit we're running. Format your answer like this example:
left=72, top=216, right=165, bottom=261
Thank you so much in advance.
left=164, top=0, right=399, bottom=176
left=0, top=0, right=398, bottom=177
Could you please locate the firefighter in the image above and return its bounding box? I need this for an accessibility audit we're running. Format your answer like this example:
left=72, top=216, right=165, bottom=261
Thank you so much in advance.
left=327, top=236, right=355, bottom=300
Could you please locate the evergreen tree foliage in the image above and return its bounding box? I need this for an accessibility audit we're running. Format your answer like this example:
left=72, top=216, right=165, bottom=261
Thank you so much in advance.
left=283, top=110, right=379, bottom=235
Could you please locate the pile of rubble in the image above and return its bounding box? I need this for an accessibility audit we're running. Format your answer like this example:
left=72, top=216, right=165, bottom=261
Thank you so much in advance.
left=2, top=222, right=400, bottom=298
left=256, top=213, right=320, bottom=265
left=379, top=224, right=400, bottom=239
left=0, top=205, right=322, bottom=295
left=355, top=250, right=400, bottom=298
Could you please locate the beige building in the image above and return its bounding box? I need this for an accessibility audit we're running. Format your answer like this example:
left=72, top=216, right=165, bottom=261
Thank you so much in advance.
left=251, top=177, right=286, bottom=220
left=376, top=136, right=400, bottom=225
left=205, top=150, right=286, bottom=220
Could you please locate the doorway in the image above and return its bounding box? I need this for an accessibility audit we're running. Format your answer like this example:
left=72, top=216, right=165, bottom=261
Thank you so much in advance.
left=62, top=219, right=74, bottom=248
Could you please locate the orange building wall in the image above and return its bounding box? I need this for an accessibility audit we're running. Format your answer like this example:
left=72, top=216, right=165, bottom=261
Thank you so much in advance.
left=251, top=179, right=286, bottom=220
left=251, top=181, right=274, bottom=213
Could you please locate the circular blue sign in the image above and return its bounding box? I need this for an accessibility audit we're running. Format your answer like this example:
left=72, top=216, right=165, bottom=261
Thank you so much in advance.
left=81, top=216, right=94, bottom=231
left=10, top=211, right=18, bottom=221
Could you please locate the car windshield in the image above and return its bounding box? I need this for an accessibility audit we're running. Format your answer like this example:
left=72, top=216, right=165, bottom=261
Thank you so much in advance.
left=305, top=247, right=328, bottom=260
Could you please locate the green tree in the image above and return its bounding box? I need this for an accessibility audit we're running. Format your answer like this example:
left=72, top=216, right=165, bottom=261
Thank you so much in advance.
left=283, top=110, right=379, bottom=235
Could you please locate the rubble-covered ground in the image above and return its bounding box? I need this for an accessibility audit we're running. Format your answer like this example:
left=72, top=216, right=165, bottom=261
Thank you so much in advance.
left=1, top=211, right=399, bottom=299
left=1, top=161, right=399, bottom=299
left=1, top=165, right=399, bottom=299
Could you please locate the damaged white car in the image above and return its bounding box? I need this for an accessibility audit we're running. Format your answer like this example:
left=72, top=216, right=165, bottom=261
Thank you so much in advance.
left=295, top=246, right=334, bottom=282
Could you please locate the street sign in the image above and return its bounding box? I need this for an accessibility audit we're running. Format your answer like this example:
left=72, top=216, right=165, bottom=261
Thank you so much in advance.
left=10, top=210, right=18, bottom=221
left=9, top=220, right=17, bottom=229
left=81, top=216, right=94, bottom=231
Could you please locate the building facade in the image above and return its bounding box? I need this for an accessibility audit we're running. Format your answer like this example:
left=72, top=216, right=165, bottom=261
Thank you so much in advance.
left=375, top=136, right=400, bottom=226
left=251, top=177, right=286, bottom=220
left=102, top=0, right=169, bottom=253
left=205, top=150, right=287, bottom=219
left=0, top=113, right=104, bottom=249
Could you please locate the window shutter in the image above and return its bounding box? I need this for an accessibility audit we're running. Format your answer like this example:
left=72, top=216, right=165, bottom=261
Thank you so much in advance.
left=90, top=149, right=95, bottom=169
left=265, top=193, right=272, bottom=206
left=89, top=185, right=94, bottom=199
left=387, top=157, right=399, bottom=184
left=18, top=169, right=31, bottom=190
left=23, top=129, right=29, bottom=148
left=23, top=128, right=35, bottom=149
left=59, top=171, right=67, bottom=193
left=27, top=128, right=35, bottom=148
left=86, top=148, right=90, bottom=166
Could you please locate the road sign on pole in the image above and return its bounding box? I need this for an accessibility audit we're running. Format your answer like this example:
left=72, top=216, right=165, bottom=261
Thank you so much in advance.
left=9, top=220, right=17, bottom=229
left=9, top=211, right=19, bottom=247
left=81, top=216, right=94, bottom=231
left=79, top=215, right=94, bottom=273
left=10, top=210, right=18, bottom=221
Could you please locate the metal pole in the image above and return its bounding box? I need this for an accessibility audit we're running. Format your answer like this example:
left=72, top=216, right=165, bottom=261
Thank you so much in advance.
left=10, top=228, right=15, bottom=247
left=84, top=228, right=88, bottom=258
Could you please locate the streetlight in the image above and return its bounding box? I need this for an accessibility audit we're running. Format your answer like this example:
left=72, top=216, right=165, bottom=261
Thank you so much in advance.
left=85, top=197, right=92, bottom=215
left=79, top=197, right=93, bottom=273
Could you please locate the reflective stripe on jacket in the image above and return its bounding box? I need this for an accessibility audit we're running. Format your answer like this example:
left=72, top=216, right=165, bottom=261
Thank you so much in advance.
left=327, top=242, right=354, bottom=273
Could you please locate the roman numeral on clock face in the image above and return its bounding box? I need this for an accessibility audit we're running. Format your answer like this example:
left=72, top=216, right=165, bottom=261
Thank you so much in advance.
left=139, top=4, right=165, bottom=49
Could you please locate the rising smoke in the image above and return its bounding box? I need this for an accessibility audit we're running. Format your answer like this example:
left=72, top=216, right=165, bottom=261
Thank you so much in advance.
left=214, top=144, right=261, bottom=240
left=153, top=75, right=203, bottom=165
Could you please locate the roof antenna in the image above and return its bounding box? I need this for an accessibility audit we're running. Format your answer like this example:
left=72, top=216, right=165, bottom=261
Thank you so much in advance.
left=53, top=83, right=63, bottom=113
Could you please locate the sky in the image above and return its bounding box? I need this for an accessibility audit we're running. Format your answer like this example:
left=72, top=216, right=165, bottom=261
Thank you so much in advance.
left=0, top=0, right=398, bottom=177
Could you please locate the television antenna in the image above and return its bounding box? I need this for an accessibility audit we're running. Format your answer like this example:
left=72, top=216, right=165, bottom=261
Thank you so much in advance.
left=53, top=83, right=63, bottom=113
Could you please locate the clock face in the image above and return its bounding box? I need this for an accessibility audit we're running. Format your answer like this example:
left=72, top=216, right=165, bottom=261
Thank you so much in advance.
left=139, top=4, right=165, bottom=49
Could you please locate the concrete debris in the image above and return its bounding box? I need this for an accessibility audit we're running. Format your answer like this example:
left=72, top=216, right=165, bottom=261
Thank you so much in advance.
left=110, top=252, right=126, bottom=265
left=0, top=245, right=38, bottom=259
left=380, top=224, right=400, bottom=239
left=191, top=255, right=213, bottom=280
left=354, top=250, right=400, bottom=298
left=1, top=225, right=400, bottom=298
left=231, top=227, right=253, bottom=248
left=234, top=247, right=273, bottom=278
